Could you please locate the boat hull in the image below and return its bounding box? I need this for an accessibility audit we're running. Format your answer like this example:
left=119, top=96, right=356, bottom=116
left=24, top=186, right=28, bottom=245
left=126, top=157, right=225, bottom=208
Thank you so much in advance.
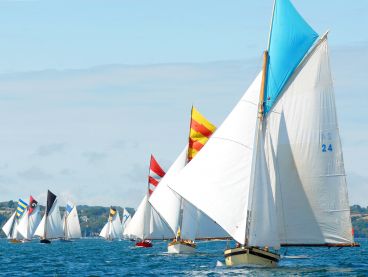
left=224, top=247, right=279, bottom=267
left=135, top=240, right=152, bottom=248
left=40, top=239, right=51, bottom=244
left=168, top=241, right=196, bottom=254
left=9, top=239, right=22, bottom=244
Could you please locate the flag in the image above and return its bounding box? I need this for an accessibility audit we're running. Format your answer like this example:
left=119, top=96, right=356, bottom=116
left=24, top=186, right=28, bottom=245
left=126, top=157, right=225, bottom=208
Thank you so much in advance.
left=46, top=190, right=57, bottom=216
left=29, top=196, right=38, bottom=215
left=188, top=106, right=216, bottom=161
left=148, top=155, right=165, bottom=196
left=109, top=207, right=117, bottom=219
left=16, top=198, right=28, bottom=219
left=176, top=226, right=181, bottom=240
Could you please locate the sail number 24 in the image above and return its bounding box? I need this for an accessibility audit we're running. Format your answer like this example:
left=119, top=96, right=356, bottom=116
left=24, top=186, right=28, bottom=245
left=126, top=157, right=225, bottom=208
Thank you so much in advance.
left=322, top=144, right=333, bottom=152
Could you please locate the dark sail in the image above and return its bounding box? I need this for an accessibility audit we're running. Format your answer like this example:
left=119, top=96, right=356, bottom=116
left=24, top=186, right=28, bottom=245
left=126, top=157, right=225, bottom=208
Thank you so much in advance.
left=46, top=190, right=57, bottom=216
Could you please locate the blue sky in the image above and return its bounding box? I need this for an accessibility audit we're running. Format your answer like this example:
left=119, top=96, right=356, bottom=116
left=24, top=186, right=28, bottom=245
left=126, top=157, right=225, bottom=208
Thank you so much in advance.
left=0, top=0, right=367, bottom=207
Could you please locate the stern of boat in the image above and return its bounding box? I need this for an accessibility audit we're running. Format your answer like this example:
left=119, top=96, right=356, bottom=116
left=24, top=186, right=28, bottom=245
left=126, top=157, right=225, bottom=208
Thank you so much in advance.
left=224, top=246, right=279, bottom=267
left=168, top=240, right=196, bottom=254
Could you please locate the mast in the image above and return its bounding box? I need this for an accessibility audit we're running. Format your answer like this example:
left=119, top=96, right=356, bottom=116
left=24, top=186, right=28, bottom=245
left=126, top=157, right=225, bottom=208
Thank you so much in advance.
left=107, top=209, right=111, bottom=240
left=64, top=211, right=68, bottom=240
left=43, top=206, right=47, bottom=240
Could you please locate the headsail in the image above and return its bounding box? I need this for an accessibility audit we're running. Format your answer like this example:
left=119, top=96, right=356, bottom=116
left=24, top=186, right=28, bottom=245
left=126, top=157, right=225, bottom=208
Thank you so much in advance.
left=2, top=212, right=16, bottom=238
left=264, top=0, right=318, bottom=113
left=168, top=75, right=262, bottom=244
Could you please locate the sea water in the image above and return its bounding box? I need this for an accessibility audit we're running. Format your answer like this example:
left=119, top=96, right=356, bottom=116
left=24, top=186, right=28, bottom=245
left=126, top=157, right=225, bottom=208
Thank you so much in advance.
left=0, top=238, right=367, bottom=276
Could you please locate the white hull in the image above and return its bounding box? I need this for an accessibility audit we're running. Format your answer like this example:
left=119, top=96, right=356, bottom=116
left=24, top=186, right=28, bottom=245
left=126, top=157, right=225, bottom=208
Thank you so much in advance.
left=224, top=247, right=279, bottom=267
left=167, top=241, right=196, bottom=254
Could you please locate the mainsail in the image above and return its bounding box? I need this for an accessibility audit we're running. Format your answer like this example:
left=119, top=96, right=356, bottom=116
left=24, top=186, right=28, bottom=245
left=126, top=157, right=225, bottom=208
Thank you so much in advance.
left=169, top=0, right=355, bottom=248
left=17, top=196, right=42, bottom=240
left=35, top=190, right=63, bottom=239
left=99, top=207, right=123, bottom=240
left=63, top=202, right=82, bottom=239
left=265, top=36, right=353, bottom=245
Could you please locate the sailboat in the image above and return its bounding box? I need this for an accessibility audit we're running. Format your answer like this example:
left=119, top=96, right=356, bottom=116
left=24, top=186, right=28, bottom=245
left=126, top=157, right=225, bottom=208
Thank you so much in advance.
left=34, top=190, right=64, bottom=243
left=16, top=196, right=41, bottom=242
left=99, top=207, right=123, bottom=241
left=123, top=155, right=174, bottom=247
left=121, top=208, right=133, bottom=239
left=1, top=198, right=28, bottom=243
left=62, top=202, right=82, bottom=241
left=168, top=0, right=358, bottom=267
left=149, top=107, right=229, bottom=254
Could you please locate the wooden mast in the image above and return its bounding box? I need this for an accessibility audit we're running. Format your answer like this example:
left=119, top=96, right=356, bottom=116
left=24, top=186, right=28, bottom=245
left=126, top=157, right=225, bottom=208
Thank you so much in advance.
left=258, top=51, right=269, bottom=121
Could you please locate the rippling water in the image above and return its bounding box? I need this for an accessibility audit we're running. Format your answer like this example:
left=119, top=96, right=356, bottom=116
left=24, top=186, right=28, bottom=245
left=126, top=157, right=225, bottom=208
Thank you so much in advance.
left=0, top=238, right=367, bottom=276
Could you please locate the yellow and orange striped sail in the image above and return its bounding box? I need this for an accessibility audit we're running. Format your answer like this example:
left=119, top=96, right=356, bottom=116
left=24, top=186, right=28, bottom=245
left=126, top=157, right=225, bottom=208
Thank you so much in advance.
left=188, top=106, right=216, bottom=161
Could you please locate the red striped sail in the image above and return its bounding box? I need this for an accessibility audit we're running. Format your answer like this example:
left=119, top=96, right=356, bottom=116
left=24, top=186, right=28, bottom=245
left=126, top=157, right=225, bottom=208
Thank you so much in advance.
left=148, top=155, right=165, bottom=196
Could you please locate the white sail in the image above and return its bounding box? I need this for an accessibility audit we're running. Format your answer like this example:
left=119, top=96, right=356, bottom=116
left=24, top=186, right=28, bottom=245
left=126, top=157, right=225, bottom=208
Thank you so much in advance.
left=109, top=211, right=123, bottom=240
left=34, top=199, right=63, bottom=239
left=34, top=214, right=46, bottom=238
left=2, top=212, right=16, bottom=238
left=148, top=147, right=187, bottom=235
left=180, top=200, right=199, bottom=241
left=63, top=206, right=82, bottom=239
left=124, top=195, right=173, bottom=240
left=149, top=146, right=230, bottom=240
left=122, top=209, right=131, bottom=229
left=17, top=205, right=41, bottom=240
left=168, top=73, right=262, bottom=244
left=247, top=126, right=280, bottom=249
left=265, top=36, right=353, bottom=245
left=123, top=196, right=150, bottom=240
left=122, top=208, right=132, bottom=238
left=99, top=222, right=110, bottom=239
left=195, top=211, right=230, bottom=239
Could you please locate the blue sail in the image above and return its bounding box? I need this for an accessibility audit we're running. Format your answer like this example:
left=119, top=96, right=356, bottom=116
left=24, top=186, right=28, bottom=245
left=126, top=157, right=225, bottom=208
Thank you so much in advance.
left=264, top=0, right=318, bottom=113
